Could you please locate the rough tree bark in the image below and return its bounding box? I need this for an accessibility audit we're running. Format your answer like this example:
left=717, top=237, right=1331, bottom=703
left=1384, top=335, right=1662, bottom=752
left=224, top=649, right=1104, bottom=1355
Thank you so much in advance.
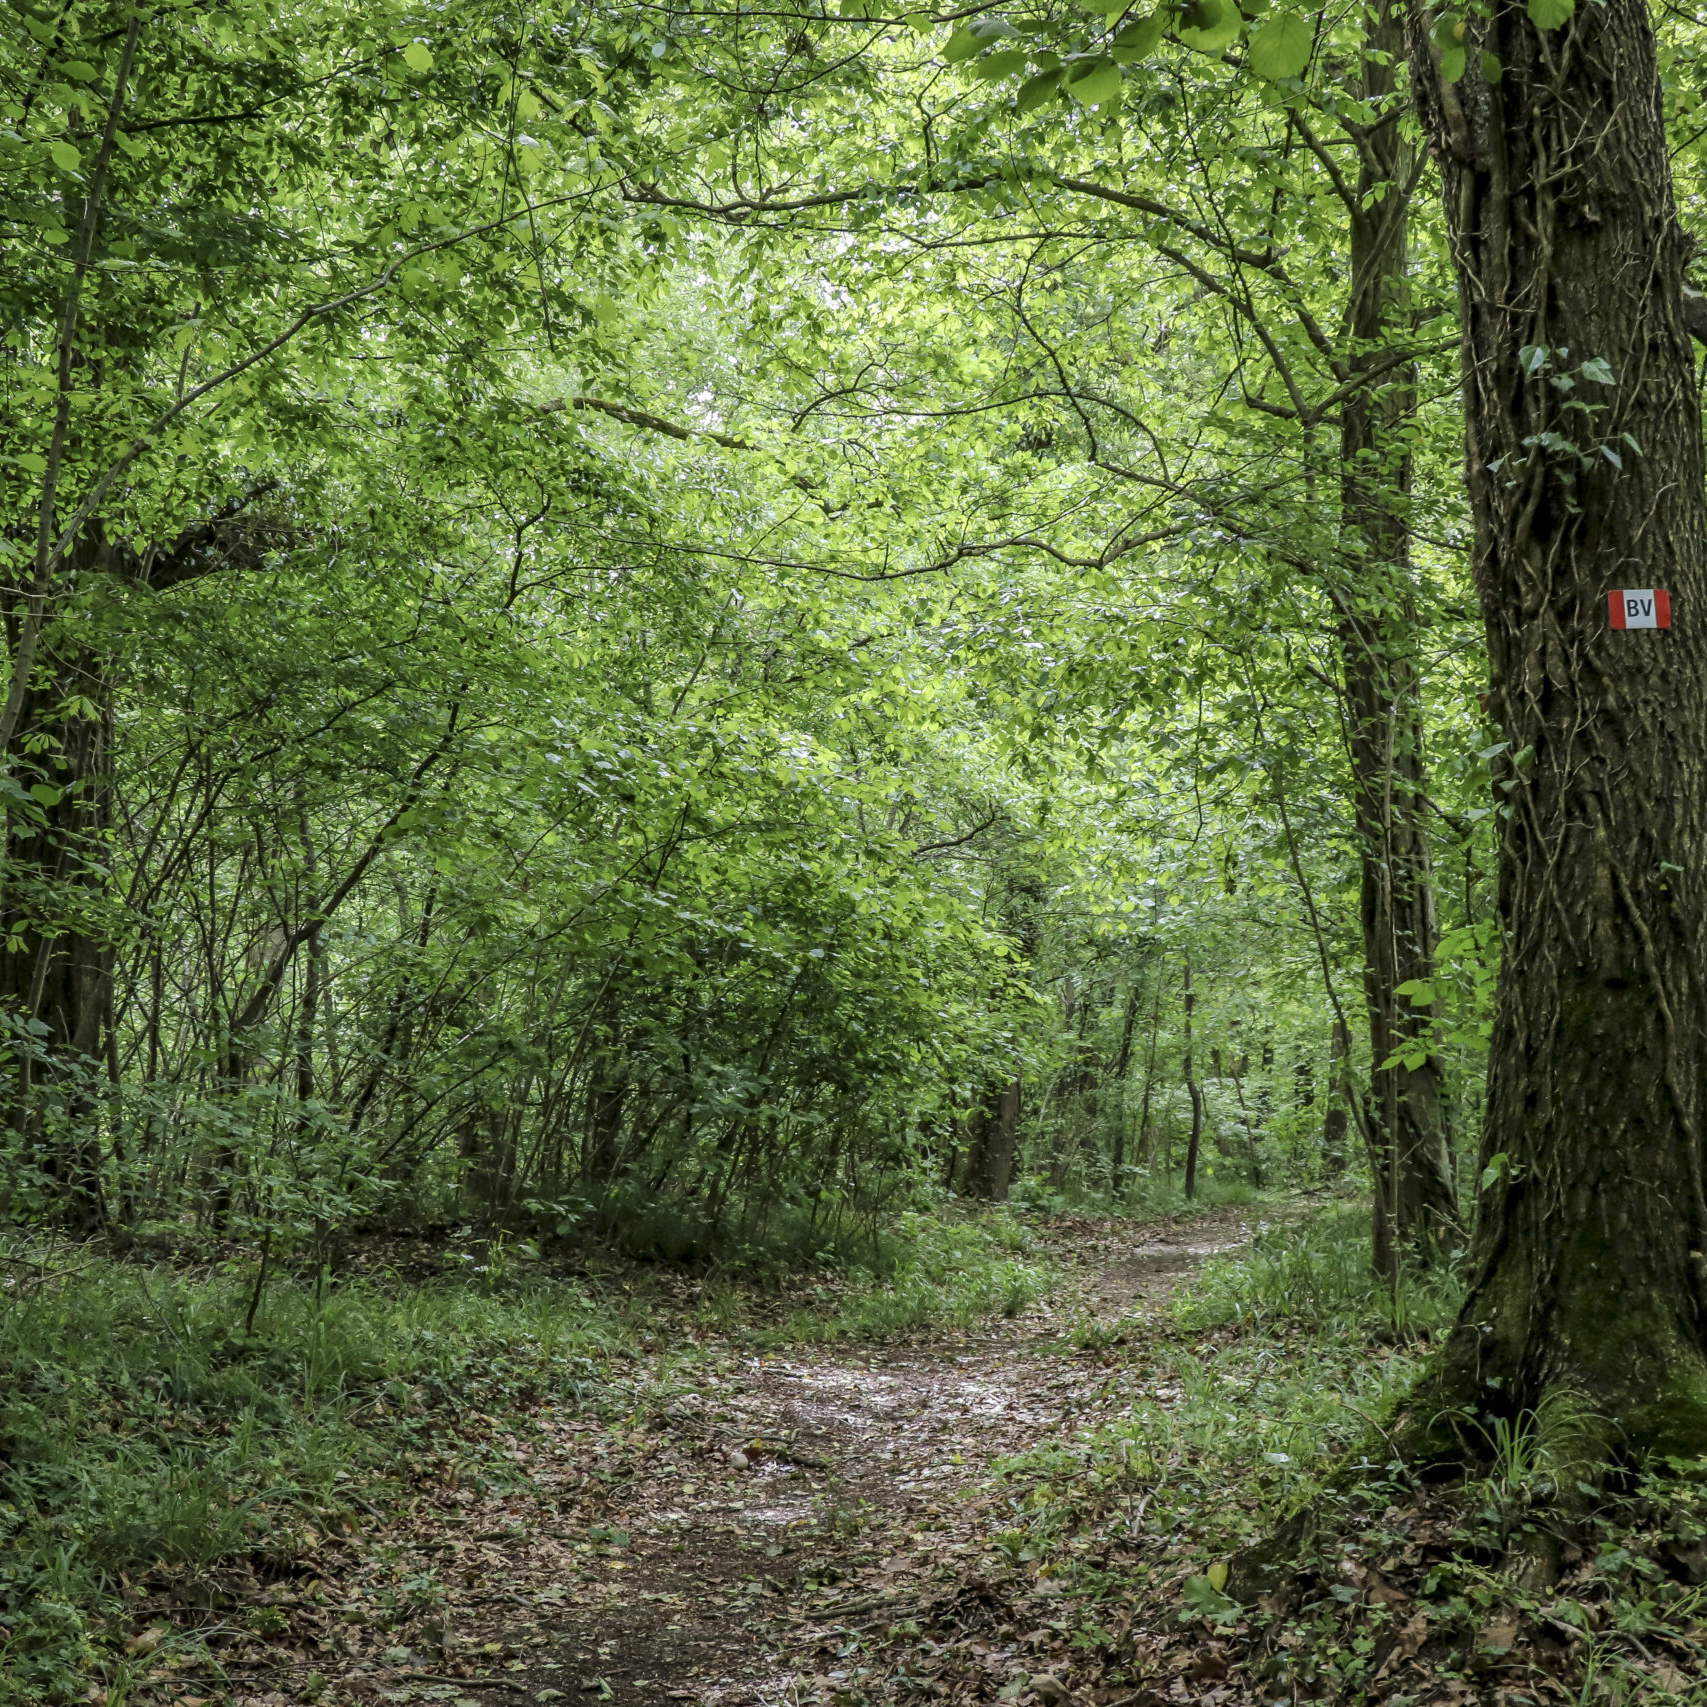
left=1337, top=0, right=1459, bottom=1268
left=1406, top=0, right=1707, bottom=1450
left=0, top=539, right=113, bottom=1230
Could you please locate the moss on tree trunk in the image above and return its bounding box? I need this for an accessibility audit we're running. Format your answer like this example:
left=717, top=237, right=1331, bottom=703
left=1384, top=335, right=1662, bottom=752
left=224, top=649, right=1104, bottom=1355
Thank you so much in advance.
left=1406, top=0, right=1707, bottom=1453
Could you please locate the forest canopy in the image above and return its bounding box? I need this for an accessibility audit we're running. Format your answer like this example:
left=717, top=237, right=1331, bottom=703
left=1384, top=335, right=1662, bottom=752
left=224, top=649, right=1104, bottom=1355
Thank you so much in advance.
left=0, top=0, right=1507, bottom=1257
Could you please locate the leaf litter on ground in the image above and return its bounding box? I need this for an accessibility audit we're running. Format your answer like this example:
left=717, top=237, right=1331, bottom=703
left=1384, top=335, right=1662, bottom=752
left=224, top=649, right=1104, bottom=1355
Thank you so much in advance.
left=100, top=1208, right=1260, bottom=1707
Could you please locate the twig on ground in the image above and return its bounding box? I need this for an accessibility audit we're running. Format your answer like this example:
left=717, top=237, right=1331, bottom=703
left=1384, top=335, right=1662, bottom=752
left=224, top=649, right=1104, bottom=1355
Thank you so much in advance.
left=408, top=1673, right=531, bottom=1694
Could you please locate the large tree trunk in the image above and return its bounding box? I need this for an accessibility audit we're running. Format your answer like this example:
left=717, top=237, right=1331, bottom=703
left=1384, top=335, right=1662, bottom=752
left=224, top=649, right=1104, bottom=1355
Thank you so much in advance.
left=1406, top=0, right=1707, bottom=1451
left=1338, top=0, right=1459, bottom=1267
left=0, top=610, right=113, bottom=1231
left=0, top=503, right=282, bottom=1228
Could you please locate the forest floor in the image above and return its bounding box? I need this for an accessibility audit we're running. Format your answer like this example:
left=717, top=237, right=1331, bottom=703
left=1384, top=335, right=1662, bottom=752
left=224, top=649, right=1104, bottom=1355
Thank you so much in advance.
left=103, top=1200, right=1707, bottom=1707
left=144, top=1207, right=1260, bottom=1707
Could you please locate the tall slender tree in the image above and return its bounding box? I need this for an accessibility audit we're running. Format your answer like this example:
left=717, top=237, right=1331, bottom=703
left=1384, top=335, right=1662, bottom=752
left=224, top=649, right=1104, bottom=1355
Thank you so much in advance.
left=1336, top=0, right=1459, bottom=1269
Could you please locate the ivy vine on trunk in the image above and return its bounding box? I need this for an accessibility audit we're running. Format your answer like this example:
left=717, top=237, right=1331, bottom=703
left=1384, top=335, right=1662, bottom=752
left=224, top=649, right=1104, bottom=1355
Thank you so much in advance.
left=1408, top=0, right=1707, bottom=1452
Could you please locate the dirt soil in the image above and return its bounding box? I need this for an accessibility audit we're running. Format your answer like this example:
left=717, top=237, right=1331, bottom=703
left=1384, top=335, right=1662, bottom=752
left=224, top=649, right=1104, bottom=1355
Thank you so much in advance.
left=181, top=1207, right=1261, bottom=1707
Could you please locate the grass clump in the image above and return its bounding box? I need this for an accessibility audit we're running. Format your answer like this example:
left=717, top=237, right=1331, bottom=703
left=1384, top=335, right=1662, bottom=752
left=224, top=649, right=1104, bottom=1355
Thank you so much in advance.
left=985, top=1313, right=1424, bottom=1595
left=0, top=1236, right=636, bottom=1705
left=769, top=1207, right=1049, bottom=1344
left=1175, top=1199, right=1462, bottom=1339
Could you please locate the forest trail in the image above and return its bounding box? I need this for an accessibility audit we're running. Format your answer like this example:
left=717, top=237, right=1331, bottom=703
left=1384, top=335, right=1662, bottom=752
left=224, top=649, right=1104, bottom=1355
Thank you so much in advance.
left=260, top=1208, right=1258, bottom=1707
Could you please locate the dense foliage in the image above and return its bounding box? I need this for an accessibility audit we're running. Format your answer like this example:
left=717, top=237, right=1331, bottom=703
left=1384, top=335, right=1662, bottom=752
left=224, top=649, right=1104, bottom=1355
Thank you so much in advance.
left=0, top=0, right=1530, bottom=1269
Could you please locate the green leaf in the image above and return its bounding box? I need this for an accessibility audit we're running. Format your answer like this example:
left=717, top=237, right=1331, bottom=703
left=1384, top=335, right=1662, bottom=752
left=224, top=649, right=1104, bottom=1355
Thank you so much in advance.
left=973, top=49, right=1030, bottom=81
left=48, top=139, right=80, bottom=172
left=1113, top=13, right=1167, bottom=58
left=943, top=26, right=981, bottom=62
left=1580, top=356, right=1615, bottom=385
left=1481, top=50, right=1502, bottom=83
left=1480, top=1152, right=1510, bottom=1193
left=1016, top=69, right=1064, bottom=112
left=1066, top=59, right=1123, bottom=105
left=1528, top=0, right=1574, bottom=28
left=14, top=454, right=46, bottom=474
left=1178, top=0, right=1243, bottom=52
left=402, top=42, right=434, bottom=72
left=1430, top=11, right=1463, bottom=49
left=28, top=784, right=61, bottom=807
left=1247, top=13, right=1312, bottom=79
left=1182, top=1574, right=1240, bottom=1623
left=1439, top=43, right=1466, bottom=81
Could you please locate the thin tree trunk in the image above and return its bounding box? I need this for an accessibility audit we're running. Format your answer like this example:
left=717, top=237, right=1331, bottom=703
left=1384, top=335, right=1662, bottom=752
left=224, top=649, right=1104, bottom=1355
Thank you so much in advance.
left=0, top=554, right=115, bottom=1231
left=1323, top=1015, right=1351, bottom=1178
left=963, top=1077, right=1022, bottom=1202
left=1136, top=977, right=1164, bottom=1172
left=1337, top=0, right=1459, bottom=1265
left=1405, top=0, right=1707, bottom=1450
left=295, top=808, right=320, bottom=1126
left=1109, top=977, right=1144, bottom=1188
left=1229, top=1059, right=1262, bottom=1189
left=1183, top=957, right=1203, bottom=1201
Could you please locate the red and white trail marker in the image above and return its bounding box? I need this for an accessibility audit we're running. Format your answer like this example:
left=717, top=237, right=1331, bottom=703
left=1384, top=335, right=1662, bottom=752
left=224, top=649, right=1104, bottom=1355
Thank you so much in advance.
left=1609, top=588, right=1672, bottom=629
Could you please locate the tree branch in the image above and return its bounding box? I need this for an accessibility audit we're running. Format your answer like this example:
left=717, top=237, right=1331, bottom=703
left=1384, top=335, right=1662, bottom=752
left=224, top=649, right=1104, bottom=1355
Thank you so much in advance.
left=1, top=12, right=143, bottom=760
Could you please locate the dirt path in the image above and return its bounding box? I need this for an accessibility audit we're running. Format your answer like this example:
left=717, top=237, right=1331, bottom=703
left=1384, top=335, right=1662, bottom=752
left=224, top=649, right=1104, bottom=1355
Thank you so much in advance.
left=216, top=1209, right=1259, bottom=1707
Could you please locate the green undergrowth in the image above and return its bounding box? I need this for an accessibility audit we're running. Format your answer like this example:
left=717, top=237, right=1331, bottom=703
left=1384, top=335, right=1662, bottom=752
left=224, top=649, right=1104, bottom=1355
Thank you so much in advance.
left=1232, top=1453, right=1707, bottom=1704
left=989, top=1212, right=1433, bottom=1589
left=1174, top=1199, right=1463, bottom=1339
left=984, top=1204, right=1707, bottom=1703
left=1009, top=1173, right=1262, bottom=1220
left=0, top=1241, right=643, bottom=1704
left=749, top=1206, right=1049, bottom=1345
left=0, top=1204, right=1057, bottom=1702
